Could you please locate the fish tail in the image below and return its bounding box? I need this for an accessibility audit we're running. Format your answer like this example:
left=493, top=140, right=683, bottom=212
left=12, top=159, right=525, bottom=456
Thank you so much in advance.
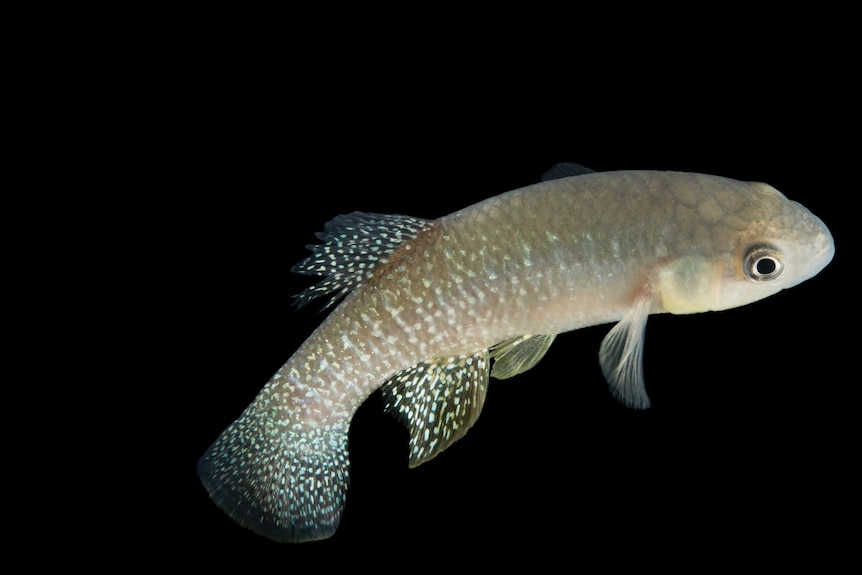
left=197, top=399, right=350, bottom=543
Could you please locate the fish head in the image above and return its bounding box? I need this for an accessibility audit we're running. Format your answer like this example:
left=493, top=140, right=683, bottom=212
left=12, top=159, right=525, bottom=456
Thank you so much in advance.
left=655, top=181, right=834, bottom=314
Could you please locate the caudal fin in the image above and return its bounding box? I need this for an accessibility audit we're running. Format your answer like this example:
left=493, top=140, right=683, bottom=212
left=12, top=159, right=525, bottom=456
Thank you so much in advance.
left=197, top=404, right=350, bottom=543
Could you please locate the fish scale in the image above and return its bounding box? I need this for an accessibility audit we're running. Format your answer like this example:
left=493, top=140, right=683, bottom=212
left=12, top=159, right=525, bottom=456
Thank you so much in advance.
left=198, top=164, right=834, bottom=542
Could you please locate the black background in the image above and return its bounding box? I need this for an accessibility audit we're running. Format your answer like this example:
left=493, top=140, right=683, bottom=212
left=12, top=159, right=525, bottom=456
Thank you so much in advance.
left=128, top=14, right=858, bottom=571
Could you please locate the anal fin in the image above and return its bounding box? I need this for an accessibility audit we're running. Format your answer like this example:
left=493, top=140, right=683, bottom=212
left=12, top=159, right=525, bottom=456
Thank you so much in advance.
left=490, top=334, right=556, bottom=379
left=381, top=351, right=490, bottom=467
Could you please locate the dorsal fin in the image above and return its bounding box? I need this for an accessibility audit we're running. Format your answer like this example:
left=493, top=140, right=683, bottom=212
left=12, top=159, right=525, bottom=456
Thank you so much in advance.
left=381, top=351, right=490, bottom=467
left=292, top=212, right=432, bottom=309
left=541, top=162, right=595, bottom=181
left=489, top=334, right=556, bottom=379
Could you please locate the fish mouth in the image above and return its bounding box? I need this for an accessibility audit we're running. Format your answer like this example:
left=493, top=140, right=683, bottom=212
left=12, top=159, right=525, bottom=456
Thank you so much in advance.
left=811, top=224, right=835, bottom=276
left=796, top=203, right=835, bottom=269
left=819, top=235, right=835, bottom=265
left=816, top=215, right=835, bottom=261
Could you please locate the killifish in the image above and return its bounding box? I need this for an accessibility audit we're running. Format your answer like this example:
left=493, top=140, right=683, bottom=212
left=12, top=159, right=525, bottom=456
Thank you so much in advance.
left=198, top=163, right=834, bottom=542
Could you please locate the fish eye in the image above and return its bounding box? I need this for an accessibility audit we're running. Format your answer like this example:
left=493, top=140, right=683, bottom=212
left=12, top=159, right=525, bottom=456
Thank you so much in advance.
left=744, top=245, right=784, bottom=282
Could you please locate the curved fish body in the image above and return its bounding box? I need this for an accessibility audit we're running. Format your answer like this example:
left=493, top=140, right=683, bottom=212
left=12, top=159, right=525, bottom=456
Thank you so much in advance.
left=198, top=165, right=834, bottom=542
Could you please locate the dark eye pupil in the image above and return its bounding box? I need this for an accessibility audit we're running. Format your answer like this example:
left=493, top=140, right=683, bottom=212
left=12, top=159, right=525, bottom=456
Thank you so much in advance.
left=756, top=257, right=776, bottom=275
left=744, top=245, right=783, bottom=282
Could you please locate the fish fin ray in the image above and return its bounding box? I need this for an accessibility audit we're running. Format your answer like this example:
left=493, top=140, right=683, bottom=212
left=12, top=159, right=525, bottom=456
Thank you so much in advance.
left=197, top=405, right=350, bottom=543
left=541, top=162, right=595, bottom=181
left=381, top=351, right=490, bottom=467
left=598, top=291, right=653, bottom=409
left=292, top=212, right=433, bottom=309
left=489, top=334, right=556, bottom=379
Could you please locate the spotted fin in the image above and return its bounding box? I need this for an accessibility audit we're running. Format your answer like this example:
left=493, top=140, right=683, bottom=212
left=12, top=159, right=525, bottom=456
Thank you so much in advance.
left=292, top=212, right=432, bottom=309
left=381, top=351, right=490, bottom=467
left=598, top=291, right=653, bottom=409
left=197, top=405, right=350, bottom=543
left=490, top=334, right=556, bottom=379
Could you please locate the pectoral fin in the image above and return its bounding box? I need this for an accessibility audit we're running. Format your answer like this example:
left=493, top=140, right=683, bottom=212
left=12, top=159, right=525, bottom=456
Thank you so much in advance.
left=598, top=292, right=654, bottom=409
left=490, top=334, right=556, bottom=379
left=381, top=351, right=490, bottom=467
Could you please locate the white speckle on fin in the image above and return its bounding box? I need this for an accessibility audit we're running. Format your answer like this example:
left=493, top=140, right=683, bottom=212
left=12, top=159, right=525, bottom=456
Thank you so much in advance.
left=598, top=291, right=654, bottom=409
left=381, top=351, right=490, bottom=467
left=489, top=334, right=556, bottom=379
left=197, top=412, right=350, bottom=543
left=292, top=212, right=432, bottom=309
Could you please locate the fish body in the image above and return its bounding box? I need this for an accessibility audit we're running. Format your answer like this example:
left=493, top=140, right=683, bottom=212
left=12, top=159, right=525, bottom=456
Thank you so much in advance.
left=198, top=165, right=834, bottom=542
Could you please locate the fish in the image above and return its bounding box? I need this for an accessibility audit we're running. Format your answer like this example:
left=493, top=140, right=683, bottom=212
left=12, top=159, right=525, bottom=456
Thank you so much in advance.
left=197, top=163, right=834, bottom=542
